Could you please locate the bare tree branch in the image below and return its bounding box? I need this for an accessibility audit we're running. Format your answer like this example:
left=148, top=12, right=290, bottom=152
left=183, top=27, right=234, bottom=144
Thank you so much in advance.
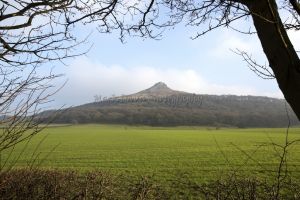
left=233, top=49, right=275, bottom=80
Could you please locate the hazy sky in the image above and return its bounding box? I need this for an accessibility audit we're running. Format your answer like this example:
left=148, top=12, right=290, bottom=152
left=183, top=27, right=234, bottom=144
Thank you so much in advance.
left=47, top=17, right=300, bottom=108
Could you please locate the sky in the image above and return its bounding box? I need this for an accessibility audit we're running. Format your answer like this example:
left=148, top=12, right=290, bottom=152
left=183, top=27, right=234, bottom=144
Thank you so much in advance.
left=46, top=13, right=300, bottom=108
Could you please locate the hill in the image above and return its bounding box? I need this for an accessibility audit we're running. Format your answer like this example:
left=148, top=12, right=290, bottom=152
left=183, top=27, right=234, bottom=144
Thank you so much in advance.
left=40, top=82, right=300, bottom=127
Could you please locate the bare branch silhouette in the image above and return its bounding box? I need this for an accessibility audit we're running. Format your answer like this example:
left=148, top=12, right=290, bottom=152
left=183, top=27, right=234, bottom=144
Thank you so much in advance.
left=233, top=49, right=275, bottom=80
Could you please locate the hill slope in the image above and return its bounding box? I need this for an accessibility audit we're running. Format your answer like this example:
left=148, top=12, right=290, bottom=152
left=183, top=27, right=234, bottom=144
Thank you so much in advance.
left=40, top=82, right=300, bottom=127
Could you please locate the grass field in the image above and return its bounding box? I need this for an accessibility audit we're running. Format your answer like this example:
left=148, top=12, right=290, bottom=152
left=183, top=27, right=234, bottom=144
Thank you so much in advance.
left=2, top=125, right=300, bottom=182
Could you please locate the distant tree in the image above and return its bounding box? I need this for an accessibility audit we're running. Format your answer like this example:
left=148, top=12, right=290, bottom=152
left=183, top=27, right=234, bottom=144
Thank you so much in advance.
left=1, top=0, right=299, bottom=121
left=94, top=95, right=102, bottom=103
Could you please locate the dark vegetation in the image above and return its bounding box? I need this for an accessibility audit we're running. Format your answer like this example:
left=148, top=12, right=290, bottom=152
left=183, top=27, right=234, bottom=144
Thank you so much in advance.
left=1, top=169, right=300, bottom=199
left=40, top=94, right=299, bottom=127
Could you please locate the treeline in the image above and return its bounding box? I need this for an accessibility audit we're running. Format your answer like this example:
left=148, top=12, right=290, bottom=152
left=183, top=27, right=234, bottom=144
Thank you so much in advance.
left=93, top=94, right=204, bottom=108
left=39, top=94, right=300, bottom=128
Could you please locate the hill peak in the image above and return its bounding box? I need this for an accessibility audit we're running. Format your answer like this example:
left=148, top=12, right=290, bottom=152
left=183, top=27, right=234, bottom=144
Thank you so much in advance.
left=120, top=82, right=187, bottom=99
left=136, top=82, right=186, bottom=97
left=152, top=82, right=168, bottom=87
left=147, top=82, right=171, bottom=92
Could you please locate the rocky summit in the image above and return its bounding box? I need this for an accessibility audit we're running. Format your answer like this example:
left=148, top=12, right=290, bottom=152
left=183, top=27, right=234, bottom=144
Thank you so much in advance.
left=117, top=82, right=186, bottom=99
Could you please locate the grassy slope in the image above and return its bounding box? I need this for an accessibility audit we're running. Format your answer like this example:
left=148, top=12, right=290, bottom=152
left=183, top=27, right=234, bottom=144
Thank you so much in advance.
left=2, top=125, right=300, bottom=182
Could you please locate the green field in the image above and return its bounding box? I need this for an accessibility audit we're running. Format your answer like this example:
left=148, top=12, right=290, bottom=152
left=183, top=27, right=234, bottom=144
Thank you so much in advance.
left=2, top=125, right=300, bottom=182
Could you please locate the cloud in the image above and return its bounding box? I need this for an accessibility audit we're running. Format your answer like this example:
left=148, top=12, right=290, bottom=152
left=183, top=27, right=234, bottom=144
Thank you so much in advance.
left=209, top=31, right=262, bottom=60
left=51, top=57, right=282, bottom=107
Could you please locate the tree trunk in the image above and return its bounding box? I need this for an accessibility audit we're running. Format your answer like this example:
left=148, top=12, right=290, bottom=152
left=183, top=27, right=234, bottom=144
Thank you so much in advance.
left=246, top=0, right=300, bottom=120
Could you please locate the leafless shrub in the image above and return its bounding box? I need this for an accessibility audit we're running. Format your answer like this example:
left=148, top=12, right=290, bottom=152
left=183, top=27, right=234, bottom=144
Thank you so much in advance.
left=128, top=175, right=168, bottom=200
left=0, top=169, right=121, bottom=200
left=0, top=169, right=169, bottom=200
